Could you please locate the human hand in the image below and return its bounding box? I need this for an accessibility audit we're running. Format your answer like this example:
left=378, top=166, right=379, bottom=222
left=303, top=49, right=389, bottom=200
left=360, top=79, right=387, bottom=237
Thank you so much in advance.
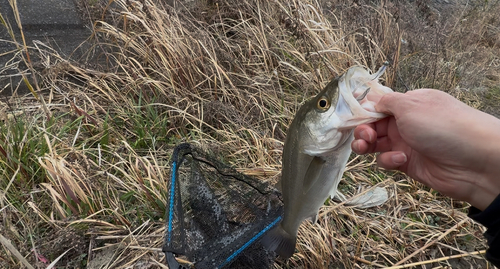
left=351, top=89, right=500, bottom=211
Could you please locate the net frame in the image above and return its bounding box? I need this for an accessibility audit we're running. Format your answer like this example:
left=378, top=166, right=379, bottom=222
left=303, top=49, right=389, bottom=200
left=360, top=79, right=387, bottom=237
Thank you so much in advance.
left=162, top=143, right=283, bottom=269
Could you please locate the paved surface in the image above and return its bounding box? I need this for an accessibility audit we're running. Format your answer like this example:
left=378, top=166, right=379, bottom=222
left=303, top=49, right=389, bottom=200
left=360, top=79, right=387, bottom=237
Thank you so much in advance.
left=0, top=0, right=90, bottom=95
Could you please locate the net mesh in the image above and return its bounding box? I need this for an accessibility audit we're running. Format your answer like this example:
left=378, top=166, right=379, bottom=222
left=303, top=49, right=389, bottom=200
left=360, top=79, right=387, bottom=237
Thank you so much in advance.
left=163, top=143, right=283, bottom=269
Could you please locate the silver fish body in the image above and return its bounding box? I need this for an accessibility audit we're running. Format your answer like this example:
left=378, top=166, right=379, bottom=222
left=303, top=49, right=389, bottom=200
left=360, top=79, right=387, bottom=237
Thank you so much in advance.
left=262, top=65, right=392, bottom=259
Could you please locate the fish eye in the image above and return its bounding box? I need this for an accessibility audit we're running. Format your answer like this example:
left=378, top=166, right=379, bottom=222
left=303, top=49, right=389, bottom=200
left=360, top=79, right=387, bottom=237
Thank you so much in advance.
left=317, top=97, right=330, bottom=110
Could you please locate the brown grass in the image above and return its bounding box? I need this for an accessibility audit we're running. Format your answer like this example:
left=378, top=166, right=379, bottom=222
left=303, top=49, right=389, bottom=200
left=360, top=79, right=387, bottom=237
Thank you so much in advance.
left=0, top=0, right=499, bottom=268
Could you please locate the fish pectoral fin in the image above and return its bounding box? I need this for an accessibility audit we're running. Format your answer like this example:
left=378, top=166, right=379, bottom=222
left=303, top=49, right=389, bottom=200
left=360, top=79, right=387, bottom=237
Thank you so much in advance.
left=262, top=225, right=297, bottom=259
left=301, top=156, right=326, bottom=194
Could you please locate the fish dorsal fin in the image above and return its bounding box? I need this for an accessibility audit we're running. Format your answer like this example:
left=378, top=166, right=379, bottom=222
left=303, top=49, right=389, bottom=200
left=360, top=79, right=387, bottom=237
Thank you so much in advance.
left=301, top=156, right=325, bottom=194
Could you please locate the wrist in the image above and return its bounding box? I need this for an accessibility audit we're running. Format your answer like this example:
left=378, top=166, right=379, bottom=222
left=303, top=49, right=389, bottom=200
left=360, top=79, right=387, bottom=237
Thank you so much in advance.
left=468, top=186, right=500, bottom=211
left=466, top=111, right=500, bottom=211
left=467, top=170, right=500, bottom=211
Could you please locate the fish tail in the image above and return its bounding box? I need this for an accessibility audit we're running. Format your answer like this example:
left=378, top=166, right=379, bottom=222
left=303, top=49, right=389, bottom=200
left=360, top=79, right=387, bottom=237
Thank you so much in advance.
left=261, top=225, right=296, bottom=259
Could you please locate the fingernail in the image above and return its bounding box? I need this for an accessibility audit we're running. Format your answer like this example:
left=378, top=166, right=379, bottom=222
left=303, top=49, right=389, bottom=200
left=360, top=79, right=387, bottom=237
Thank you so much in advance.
left=360, top=130, right=372, bottom=142
left=352, top=140, right=360, bottom=153
left=391, top=153, right=407, bottom=165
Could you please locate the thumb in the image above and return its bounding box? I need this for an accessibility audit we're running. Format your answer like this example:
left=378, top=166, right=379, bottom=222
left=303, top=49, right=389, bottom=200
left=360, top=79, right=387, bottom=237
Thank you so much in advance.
left=375, top=92, right=406, bottom=115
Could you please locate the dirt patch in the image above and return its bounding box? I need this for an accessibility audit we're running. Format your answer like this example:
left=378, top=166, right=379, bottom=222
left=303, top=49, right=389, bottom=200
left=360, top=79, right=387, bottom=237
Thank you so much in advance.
left=37, top=226, right=88, bottom=268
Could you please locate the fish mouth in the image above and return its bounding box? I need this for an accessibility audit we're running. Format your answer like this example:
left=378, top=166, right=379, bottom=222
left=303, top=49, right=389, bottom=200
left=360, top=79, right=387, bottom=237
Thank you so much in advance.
left=335, top=64, right=393, bottom=129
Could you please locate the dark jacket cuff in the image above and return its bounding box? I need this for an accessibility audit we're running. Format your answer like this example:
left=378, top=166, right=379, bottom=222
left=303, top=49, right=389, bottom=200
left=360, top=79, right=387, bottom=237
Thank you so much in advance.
left=468, top=194, right=500, bottom=267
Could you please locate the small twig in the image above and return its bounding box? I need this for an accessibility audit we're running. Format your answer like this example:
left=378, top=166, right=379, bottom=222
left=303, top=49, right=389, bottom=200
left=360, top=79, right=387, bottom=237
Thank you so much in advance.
left=346, top=253, right=386, bottom=268
left=152, top=259, right=170, bottom=269
left=128, top=246, right=162, bottom=252
left=386, top=250, right=486, bottom=269
left=393, top=218, right=468, bottom=266
left=435, top=241, right=484, bottom=259
left=96, top=234, right=162, bottom=240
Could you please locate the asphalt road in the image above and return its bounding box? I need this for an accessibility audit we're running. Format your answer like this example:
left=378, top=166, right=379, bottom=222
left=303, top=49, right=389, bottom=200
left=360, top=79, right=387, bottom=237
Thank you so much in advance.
left=0, top=0, right=90, bottom=95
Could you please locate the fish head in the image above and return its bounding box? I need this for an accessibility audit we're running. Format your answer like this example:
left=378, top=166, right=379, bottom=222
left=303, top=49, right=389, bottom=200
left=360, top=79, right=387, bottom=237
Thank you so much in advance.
left=300, top=78, right=348, bottom=155
left=336, top=65, right=393, bottom=127
left=300, top=65, right=393, bottom=156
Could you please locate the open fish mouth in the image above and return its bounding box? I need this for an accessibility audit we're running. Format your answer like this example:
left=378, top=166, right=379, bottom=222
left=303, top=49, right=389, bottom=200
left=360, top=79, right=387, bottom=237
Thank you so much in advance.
left=335, top=64, right=393, bottom=129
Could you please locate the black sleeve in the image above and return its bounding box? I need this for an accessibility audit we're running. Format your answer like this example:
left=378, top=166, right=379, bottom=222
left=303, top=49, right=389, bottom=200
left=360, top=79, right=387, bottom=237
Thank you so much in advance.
left=468, top=194, right=500, bottom=267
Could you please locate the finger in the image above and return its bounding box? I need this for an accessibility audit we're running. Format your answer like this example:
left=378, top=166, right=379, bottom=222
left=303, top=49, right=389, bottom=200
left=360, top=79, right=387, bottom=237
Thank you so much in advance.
left=375, top=92, right=406, bottom=115
left=354, top=116, right=391, bottom=142
left=376, top=151, right=407, bottom=170
left=371, top=136, right=392, bottom=153
left=351, top=139, right=369, bottom=154
left=352, top=136, right=393, bottom=154
left=373, top=117, right=390, bottom=138
left=353, top=124, right=376, bottom=142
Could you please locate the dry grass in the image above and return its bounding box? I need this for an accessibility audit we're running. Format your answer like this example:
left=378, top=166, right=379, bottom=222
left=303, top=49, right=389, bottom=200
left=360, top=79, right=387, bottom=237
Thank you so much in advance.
left=0, top=0, right=499, bottom=268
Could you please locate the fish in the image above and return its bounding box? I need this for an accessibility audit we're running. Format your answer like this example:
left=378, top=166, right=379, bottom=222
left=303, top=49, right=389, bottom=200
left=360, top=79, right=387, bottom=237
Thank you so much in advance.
left=262, top=64, right=393, bottom=259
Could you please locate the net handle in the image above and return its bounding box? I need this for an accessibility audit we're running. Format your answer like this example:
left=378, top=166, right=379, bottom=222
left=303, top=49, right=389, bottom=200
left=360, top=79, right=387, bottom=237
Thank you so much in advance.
left=166, top=252, right=189, bottom=269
